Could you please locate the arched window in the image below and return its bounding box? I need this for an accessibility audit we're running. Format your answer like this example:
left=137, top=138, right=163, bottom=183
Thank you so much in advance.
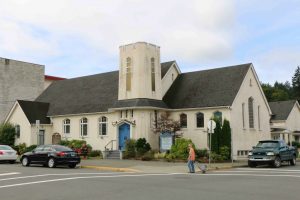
left=126, top=57, right=132, bottom=91
left=15, top=125, right=20, bottom=138
left=248, top=97, right=254, bottom=128
left=63, top=119, right=70, bottom=134
left=196, top=112, right=204, bottom=128
left=180, top=113, right=187, bottom=128
left=80, top=118, right=88, bottom=137
left=99, top=116, right=108, bottom=136
left=214, top=111, right=222, bottom=124
left=151, top=57, right=155, bottom=91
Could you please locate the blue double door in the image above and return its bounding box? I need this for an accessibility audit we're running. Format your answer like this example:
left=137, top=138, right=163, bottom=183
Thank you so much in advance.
left=118, top=123, right=130, bottom=150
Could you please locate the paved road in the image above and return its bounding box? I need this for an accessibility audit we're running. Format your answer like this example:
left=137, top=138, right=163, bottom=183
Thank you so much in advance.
left=0, top=163, right=300, bottom=200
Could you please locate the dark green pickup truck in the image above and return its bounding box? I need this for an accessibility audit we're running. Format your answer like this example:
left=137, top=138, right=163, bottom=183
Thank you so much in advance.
left=248, top=140, right=297, bottom=168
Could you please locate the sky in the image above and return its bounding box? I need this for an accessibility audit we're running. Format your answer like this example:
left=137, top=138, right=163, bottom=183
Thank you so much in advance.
left=0, top=0, right=299, bottom=84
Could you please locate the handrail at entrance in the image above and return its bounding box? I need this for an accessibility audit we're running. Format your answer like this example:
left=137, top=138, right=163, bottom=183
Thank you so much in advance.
left=105, top=140, right=116, bottom=151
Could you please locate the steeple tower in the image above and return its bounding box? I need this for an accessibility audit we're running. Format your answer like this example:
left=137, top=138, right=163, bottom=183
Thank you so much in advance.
left=118, top=42, right=162, bottom=100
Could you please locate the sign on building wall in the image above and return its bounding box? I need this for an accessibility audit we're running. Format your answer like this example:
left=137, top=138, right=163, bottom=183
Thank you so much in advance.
left=160, top=132, right=174, bottom=152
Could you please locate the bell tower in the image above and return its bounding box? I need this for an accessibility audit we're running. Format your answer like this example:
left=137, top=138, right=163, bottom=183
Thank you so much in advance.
left=118, top=42, right=162, bottom=100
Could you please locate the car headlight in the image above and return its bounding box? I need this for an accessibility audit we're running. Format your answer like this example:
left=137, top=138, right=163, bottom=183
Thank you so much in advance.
left=248, top=152, right=253, bottom=156
left=266, top=152, right=275, bottom=156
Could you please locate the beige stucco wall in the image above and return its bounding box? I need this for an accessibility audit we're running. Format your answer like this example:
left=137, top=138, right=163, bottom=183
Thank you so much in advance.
left=286, top=103, right=300, bottom=132
left=118, top=42, right=162, bottom=100
left=169, top=108, right=231, bottom=149
left=51, top=109, right=160, bottom=151
left=230, top=66, right=271, bottom=158
left=44, top=79, right=53, bottom=90
left=6, top=103, right=32, bottom=145
left=162, top=64, right=180, bottom=96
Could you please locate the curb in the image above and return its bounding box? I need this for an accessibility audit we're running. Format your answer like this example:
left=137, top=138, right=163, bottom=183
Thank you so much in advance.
left=81, top=165, right=141, bottom=173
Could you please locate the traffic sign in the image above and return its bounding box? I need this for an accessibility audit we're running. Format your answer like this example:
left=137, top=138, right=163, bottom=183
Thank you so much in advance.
left=207, top=120, right=216, bottom=133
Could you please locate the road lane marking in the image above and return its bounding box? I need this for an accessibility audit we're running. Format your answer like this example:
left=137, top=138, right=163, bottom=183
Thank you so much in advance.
left=235, top=168, right=300, bottom=172
left=0, top=173, right=186, bottom=189
left=0, top=172, right=20, bottom=176
left=0, top=172, right=132, bottom=182
left=215, top=170, right=300, bottom=174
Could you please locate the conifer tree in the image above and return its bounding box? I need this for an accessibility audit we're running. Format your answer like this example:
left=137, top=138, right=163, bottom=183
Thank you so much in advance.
left=292, top=66, right=300, bottom=100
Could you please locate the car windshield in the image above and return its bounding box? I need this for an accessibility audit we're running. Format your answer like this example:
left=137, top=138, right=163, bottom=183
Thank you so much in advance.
left=256, top=141, right=279, bottom=148
left=53, top=146, right=72, bottom=151
left=0, top=145, right=13, bottom=150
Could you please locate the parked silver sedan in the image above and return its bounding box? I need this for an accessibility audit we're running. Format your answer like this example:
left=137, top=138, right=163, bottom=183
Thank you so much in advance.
left=0, top=145, right=18, bottom=164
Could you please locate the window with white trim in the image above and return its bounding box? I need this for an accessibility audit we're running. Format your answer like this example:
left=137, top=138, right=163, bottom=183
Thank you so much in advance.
left=151, top=57, right=155, bottom=91
left=63, top=119, right=70, bottom=134
left=15, top=125, right=20, bottom=138
left=213, top=111, right=222, bottom=124
left=196, top=112, right=204, bottom=128
left=126, top=57, right=132, bottom=91
left=180, top=113, right=187, bottom=128
left=242, top=103, right=245, bottom=129
left=248, top=97, right=254, bottom=128
left=80, top=118, right=88, bottom=137
left=99, top=116, right=108, bottom=136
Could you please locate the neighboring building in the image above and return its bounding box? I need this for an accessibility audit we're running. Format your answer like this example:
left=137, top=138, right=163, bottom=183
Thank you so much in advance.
left=269, top=100, right=300, bottom=144
left=5, top=42, right=272, bottom=159
left=0, top=57, right=45, bottom=122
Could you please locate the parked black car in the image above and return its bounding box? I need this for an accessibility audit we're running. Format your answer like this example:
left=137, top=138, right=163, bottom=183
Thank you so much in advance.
left=248, top=140, right=297, bottom=168
left=21, top=145, right=81, bottom=168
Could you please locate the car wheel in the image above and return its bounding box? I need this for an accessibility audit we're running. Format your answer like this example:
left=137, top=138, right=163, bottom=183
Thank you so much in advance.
left=273, top=156, right=281, bottom=168
left=68, top=164, right=76, bottom=168
left=290, top=156, right=296, bottom=166
left=248, top=161, right=257, bottom=168
left=48, top=158, right=56, bottom=168
left=21, top=157, right=30, bottom=167
left=9, top=160, right=16, bottom=164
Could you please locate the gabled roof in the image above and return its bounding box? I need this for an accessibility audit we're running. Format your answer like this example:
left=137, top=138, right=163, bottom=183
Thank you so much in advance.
left=36, top=71, right=119, bottom=116
left=161, top=61, right=175, bottom=78
left=163, top=63, right=251, bottom=109
left=269, top=100, right=297, bottom=120
left=17, top=100, right=50, bottom=124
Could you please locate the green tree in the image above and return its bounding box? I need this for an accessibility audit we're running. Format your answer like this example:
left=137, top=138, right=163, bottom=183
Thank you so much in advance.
left=0, top=123, right=16, bottom=146
left=211, top=119, right=221, bottom=154
left=292, top=66, right=300, bottom=100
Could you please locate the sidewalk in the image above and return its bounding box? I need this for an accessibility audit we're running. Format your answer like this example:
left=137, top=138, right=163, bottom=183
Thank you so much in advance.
left=80, top=159, right=248, bottom=173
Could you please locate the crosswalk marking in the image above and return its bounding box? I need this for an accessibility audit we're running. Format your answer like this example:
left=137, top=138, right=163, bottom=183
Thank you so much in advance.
left=0, top=172, right=20, bottom=176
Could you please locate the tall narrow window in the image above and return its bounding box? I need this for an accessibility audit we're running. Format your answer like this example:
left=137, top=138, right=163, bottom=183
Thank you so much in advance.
left=99, top=116, right=108, bottom=136
left=214, top=111, right=222, bottom=124
left=15, top=125, right=20, bottom=138
left=180, top=113, right=187, bottom=128
left=151, top=57, right=155, bottom=91
left=196, top=112, right=204, bottom=128
left=154, top=110, right=158, bottom=128
left=63, top=119, right=70, bottom=134
left=80, top=118, right=88, bottom=137
left=258, top=106, right=261, bottom=130
left=248, top=97, right=254, bottom=128
left=242, top=103, right=245, bottom=129
left=126, top=57, right=132, bottom=91
left=131, top=110, right=134, bottom=117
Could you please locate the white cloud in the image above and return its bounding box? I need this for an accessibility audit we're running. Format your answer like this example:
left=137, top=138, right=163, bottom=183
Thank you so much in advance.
left=0, top=0, right=235, bottom=66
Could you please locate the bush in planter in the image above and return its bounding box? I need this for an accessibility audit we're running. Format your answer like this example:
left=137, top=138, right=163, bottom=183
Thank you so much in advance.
left=13, top=143, right=27, bottom=155
left=219, top=146, right=231, bottom=160
left=0, top=123, right=16, bottom=146
left=24, top=145, right=37, bottom=153
left=88, top=150, right=102, bottom=158
left=135, top=138, right=151, bottom=157
left=170, top=138, right=195, bottom=160
left=123, top=139, right=136, bottom=159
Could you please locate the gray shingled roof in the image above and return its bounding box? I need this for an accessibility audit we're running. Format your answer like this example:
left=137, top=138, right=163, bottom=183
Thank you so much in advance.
left=161, top=61, right=175, bottom=78
left=269, top=100, right=296, bottom=120
left=17, top=100, right=50, bottom=124
left=163, top=63, right=251, bottom=108
left=36, top=71, right=119, bottom=116
left=35, top=62, right=251, bottom=116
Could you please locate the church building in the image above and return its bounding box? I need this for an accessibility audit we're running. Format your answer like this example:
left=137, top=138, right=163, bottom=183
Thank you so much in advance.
left=5, top=42, right=272, bottom=159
